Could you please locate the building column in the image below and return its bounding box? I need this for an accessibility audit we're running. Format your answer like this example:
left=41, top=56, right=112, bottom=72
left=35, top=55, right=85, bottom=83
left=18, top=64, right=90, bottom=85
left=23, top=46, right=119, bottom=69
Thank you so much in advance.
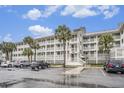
left=68, top=42, right=71, bottom=63
left=96, top=36, right=98, bottom=64
left=96, top=50, right=98, bottom=64
left=66, top=41, right=68, bottom=65
left=54, top=38, right=56, bottom=64
left=45, top=43, right=47, bottom=62
left=77, top=34, right=80, bottom=63
left=115, top=48, right=117, bottom=59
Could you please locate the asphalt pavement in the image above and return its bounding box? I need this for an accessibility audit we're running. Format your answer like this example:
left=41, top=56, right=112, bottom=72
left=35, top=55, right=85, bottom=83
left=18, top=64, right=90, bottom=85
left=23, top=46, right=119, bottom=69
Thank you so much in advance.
left=0, top=67, right=124, bottom=88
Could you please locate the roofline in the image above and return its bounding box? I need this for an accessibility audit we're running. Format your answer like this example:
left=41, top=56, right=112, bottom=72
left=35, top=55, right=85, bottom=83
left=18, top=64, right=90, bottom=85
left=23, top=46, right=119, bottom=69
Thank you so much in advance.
left=84, top=29, right=119, bottom=36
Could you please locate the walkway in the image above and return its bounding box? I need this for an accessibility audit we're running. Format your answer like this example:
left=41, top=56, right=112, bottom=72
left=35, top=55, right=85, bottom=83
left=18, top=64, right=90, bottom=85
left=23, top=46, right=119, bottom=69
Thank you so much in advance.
left=63, top=66, right=84, bottom=75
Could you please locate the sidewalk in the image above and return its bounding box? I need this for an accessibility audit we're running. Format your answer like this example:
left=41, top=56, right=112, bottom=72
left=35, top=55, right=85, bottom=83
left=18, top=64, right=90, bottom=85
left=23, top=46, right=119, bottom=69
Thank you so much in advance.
left=62, top=66, right=84, bottom=75
left=84, top=65, right=103, bottom=69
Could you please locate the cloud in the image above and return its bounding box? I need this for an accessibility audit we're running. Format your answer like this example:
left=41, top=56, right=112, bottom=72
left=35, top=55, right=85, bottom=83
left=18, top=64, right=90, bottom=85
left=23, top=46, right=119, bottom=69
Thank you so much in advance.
left=7, top=9, right=17, bottom=13
left=23, top=6, right=61, bottom=20
left=61, top=6, right=99, bottom=18
left=40, top=5, right=61, bottom=18
left=98, top=6, right=119, bottom=19
left=61, top=5, right=119, bottom=19
left=28, top=25, right=53, bottom=37
left=23, top=8, right=41, bottom=20
left=3, top=34, right=13, bottom=42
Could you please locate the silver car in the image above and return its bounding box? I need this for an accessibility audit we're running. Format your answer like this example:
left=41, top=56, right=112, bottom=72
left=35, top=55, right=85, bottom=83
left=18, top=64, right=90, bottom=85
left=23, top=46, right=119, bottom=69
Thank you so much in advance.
left=0, top=61, right=14, bottom=68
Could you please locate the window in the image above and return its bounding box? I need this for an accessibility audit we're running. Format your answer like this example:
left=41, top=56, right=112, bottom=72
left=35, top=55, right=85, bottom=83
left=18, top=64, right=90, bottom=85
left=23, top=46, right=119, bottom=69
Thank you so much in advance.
left=117, top=49, right=122, bottom=56
left=57, top=51, right=60, bottom=55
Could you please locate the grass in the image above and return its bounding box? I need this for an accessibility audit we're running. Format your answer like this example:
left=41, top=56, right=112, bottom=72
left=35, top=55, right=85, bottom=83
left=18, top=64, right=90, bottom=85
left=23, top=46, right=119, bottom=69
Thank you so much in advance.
left=89, top=63, right=104, bottom=67
left=50, top=64, right=63, bottom=68
left=50, top=64, right=81, bottom=68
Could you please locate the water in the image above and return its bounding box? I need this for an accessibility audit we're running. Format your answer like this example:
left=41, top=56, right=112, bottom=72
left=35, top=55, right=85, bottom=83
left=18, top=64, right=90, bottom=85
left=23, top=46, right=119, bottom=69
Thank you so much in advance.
left=0, top=74, right=108, bottom=88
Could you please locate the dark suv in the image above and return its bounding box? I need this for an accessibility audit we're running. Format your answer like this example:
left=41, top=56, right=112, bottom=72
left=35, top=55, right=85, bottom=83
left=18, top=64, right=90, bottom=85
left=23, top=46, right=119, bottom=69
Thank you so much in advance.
left=104, top=60, right=124, bottom=73
left=31, top=61, right=50, bottom=71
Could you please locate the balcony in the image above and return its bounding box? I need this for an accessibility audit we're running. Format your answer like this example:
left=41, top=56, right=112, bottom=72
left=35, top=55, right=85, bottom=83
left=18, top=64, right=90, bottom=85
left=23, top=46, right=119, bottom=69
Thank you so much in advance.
left=55, top=56, right=64, bottom=59
left=83, top=46, right=96, bottom=50
left=46, top=41, right=54, bottom=44
left=83, top=39, right=97, bottom=44
left=71, top=38, right=77, bottom=42
left=46, top=48, right=54, bottom=51
left=114, top=36, right=120, bottom=40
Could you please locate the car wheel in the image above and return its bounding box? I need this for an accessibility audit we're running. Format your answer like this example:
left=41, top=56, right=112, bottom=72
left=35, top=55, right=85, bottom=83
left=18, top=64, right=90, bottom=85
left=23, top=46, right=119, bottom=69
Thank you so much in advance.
left=39, top=66, right=42, bottom=69
left=8, top=64, right=12, bottom=68
left=121, top=72, right=124, bottom=74
left=42, top=66, right=45, bottom=69
left=20, top=64, right=23, bottom=68
left=34, top=67, right=39, bottom=71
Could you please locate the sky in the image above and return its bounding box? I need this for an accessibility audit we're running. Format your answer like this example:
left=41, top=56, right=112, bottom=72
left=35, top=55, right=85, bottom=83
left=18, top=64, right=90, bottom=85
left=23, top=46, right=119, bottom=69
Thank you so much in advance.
left=0, top=5, right=124, bottom=42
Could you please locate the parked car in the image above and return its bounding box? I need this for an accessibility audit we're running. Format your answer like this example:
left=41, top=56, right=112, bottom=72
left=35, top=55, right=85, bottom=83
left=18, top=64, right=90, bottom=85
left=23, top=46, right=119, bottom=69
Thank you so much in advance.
left=31, top=61, right=50, bottom=71
left=14, top=60, right=31, bottom=68
left=0, top=61, right=14, bottom=68
left=104, top=60, right=124, bottom=73
left=0, top=60, right=2, bottom=66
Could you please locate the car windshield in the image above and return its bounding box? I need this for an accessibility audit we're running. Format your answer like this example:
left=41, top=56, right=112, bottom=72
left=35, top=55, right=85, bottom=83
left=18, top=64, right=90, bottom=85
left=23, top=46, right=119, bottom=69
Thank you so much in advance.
left=109, top=60, right=123, bottom=64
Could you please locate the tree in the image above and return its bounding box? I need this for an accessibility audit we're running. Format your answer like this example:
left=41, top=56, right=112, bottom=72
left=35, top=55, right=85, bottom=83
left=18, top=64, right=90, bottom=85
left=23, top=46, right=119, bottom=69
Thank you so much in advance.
left=23, top=36, right=40, bottom=62
left=30, top=41, right=40, bottom=62
left=23, top=36, right=34, bottom=46
left=23, top=48, right=33, bottom=63
left=0, top=42, right=16, bottom=62
left=55, top=25, right=72, bottom=67
left=8, top=42, right=16, bottom=61
left=99, top=33, right=114, bottom=62
left=0, top=42, right=10, bottom=61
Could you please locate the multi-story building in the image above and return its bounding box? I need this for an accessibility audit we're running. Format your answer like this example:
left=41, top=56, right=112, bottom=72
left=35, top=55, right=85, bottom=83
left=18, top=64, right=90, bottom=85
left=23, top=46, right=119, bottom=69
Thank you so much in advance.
left=1, top=23, right=124, bottom=65
left=12, top=27, right=85, bottom=66
left=83, top=24, right=123, bottom=64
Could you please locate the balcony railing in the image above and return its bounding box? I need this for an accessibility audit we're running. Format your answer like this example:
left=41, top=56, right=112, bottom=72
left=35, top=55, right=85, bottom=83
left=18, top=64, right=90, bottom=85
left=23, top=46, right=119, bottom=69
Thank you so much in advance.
left=83, top=39, right=97, bottom=43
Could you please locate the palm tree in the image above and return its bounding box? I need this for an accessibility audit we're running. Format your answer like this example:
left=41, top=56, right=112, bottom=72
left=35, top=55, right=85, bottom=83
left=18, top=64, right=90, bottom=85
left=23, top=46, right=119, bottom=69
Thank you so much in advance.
left=23, top=48, right=33, bottom=63
left=0, top=42, right=10, bottom=61
left=30, top=41, right=40, bottom=62
left=8, top=42, right=16, bottom=61
left=99, top=33, right=114, bottom=62
left=23, top=36, right=34, bottom=46
left=0, top=42, right=16, bottom=61
left=55, top=25, right=72, bottom=68
left=23, top=36, right=40, bottom=61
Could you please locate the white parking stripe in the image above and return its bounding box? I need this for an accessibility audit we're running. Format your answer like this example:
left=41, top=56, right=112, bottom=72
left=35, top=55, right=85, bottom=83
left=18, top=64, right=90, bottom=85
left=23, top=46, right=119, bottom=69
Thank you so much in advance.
left=100, top=69, right=106, bottom=76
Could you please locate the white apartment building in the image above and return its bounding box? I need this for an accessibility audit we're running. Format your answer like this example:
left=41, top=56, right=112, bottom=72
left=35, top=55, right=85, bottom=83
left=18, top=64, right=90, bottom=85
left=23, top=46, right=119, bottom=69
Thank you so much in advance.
left=12, top=27, right=84, bottom=66
left=1, top=23, right=124, bottom=65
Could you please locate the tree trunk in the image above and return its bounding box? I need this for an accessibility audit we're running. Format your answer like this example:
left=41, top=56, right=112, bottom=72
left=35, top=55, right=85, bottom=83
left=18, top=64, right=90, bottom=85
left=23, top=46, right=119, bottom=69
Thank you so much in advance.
left=10, top=51, right=12, bottom=62
left=34, top=49, right=36, bottom=61
left=28, top=55, right=30, bottom=63
left=63, top=42, right=66, bottom=68
left=31, top=55, right=32, bottom=63
left=108, top=51, right=110, bottom=61
left=105, top=51, right=110, bottom=62
left=6, top=52, right=9, bottom=61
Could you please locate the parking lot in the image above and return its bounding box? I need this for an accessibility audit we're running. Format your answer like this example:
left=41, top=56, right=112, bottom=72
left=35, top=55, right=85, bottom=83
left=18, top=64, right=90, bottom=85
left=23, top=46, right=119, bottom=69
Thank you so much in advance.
left=80, top=68, right=124, bottom=87
left=0, top=67, right=124, bottom=88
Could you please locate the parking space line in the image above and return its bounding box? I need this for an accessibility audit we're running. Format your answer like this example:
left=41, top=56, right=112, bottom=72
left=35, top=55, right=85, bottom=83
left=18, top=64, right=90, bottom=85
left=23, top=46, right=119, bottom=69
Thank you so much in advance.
left=100, top=69, right=106, bottom=77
